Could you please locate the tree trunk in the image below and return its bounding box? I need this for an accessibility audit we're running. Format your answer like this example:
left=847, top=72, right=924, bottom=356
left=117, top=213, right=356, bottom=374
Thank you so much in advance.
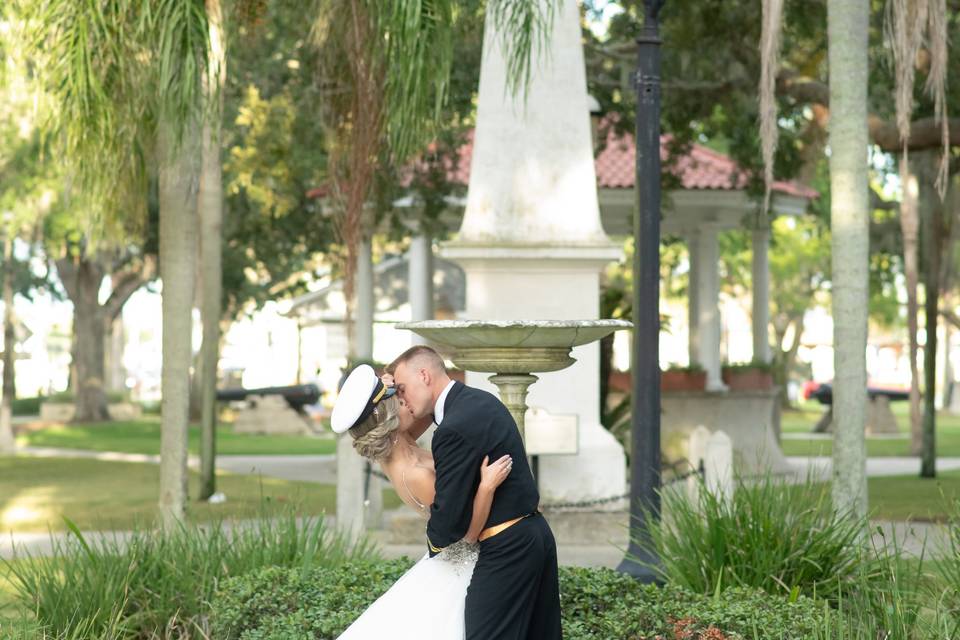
left=940, top=181, right=960, bottom=409
left=71, top=261, right=111, bottom=422
left=780, top=314, right=805, bottom=406
left=198, top=0, right=226, bottom=502
left=827, top=0, right=869, bottom=519
left=105, top=314, right=126, bottom=393
left=942, top=307, right=953, bottom=409
left=158, top=118, right=202, bottom=528
left=0, top=235, right=15, bottom=454
left=920, top=159, right=946, bottom=478
left=901, top=157, right=923, bottom=454
left=599, top=332, right=613, bottom=419
left=57, top=254, right=152, bottom=422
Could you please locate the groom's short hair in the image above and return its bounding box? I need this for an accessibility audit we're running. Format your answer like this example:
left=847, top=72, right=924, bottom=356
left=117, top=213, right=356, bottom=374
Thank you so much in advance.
left=388, top=345, right=447, bottom=375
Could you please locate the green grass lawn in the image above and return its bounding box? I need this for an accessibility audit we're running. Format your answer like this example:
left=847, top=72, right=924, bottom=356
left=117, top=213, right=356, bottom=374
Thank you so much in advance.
left=0, top=558, right=22, bottom=620
left=0, top=456, right=402, bottom=534
left=779, top=402, right=960, bottom=457
left=15, top=418, right=336, bottom=456
left=865, top=471, right=960, bottom=521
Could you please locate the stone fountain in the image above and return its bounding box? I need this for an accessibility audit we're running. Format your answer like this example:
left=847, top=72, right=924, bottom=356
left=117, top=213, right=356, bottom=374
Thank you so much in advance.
left=430, top=0, right=626, bottom=503
left=396, top=320, right=631, bottom=439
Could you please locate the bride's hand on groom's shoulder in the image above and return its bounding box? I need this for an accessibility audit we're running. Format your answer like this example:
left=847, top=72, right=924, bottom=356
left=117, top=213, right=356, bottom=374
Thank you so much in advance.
left=479, top=455, right=513, bottom=492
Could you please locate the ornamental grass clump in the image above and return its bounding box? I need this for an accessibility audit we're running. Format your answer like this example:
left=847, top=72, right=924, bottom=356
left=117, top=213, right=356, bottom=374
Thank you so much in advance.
left=3, top=511, right=377, bottom=639
left=639, top=473, right=867, bottom=603
left=932, top=499, right=960, bottom=635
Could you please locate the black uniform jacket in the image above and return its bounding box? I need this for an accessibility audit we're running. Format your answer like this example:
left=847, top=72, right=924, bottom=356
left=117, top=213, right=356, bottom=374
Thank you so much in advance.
left=425, top=381, right=540, bottom=557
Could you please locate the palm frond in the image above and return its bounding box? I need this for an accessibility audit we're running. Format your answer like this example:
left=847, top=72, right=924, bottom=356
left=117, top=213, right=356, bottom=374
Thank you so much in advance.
left=487, top=0, right=558, bottom=99
left=379, top=0, right=454, bottom=160
left=19, top=0, right=210, bottom=202
left=143, top=0, right=210, bottom=156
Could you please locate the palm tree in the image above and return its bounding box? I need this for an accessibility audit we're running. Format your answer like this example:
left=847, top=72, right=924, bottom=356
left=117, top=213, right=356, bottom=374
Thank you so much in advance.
left=887, top=0, right=950, bottom=477
left=197, top=0, right=226, bottom=502
left=24, top=0, right=212, bottom=527
left=827, top=0, right=869, bottom=519
left=24, top=0, right=555, bottom=527
left=314, top=0, right=556, bottom=361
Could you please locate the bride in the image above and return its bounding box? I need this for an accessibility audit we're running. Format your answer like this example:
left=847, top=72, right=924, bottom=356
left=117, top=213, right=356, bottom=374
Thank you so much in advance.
left=332, top=365, right=513, bottom=639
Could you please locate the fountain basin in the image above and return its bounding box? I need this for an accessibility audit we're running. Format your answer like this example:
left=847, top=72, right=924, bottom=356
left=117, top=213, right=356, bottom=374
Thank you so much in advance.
left=396, top=320, right=632, bottom=441
left=395, top=320, right=632, bottom=373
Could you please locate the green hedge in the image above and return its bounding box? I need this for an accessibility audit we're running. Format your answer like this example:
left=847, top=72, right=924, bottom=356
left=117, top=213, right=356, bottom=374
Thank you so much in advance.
left=12, top=396, right=42, bottom=416
left=211, top=562, right=832, bottom=640
left=43, top=391, right=130, bottom=404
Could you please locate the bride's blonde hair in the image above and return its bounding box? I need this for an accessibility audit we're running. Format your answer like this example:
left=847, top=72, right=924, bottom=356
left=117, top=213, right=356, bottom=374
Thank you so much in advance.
left=348, top=394, right=401, bottom=461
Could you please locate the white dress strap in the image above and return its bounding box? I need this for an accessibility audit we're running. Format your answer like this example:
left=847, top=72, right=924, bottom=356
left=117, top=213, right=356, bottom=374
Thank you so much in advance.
left=401, top=469, right=429, bottom=513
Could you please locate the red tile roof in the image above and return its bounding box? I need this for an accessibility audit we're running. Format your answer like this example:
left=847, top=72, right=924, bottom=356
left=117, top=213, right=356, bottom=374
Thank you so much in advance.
left=594, top=131, right=818, bottom=199
left=444, top=129, right=817, bottom=199
left=315, top=129, right=819, bottom=201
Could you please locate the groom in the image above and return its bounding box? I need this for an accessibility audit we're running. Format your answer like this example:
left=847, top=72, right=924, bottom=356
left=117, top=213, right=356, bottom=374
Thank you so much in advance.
left=388, top=345, right=562, bottom=640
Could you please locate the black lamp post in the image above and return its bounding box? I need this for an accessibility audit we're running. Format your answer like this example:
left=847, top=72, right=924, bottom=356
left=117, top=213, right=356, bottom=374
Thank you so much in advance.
left=616, top=0, right=664, bottom=583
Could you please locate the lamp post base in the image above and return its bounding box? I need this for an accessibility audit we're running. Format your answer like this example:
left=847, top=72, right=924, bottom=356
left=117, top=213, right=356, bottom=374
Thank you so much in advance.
left=616, top=546, right=664, bottom=584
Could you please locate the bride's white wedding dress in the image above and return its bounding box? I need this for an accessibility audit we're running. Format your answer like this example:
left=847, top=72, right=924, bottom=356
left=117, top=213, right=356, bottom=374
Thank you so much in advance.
left=336, top=540, right=478, bottom=639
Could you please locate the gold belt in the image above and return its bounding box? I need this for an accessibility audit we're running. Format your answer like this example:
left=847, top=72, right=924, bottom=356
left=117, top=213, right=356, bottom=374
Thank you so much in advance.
left=478, top=512, right=535, bottom=542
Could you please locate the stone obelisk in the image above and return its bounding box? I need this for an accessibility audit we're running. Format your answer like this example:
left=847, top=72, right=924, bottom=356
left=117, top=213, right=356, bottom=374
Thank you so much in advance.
left=443, top=0, right=625, bottom=504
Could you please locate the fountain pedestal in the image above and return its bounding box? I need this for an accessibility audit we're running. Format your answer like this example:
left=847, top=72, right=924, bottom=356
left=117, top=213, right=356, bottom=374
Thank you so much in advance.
left=487, top=374, right=538, bottom=439
left=438, top=0, right=626, bottom=504
left=397, top=320, right=630, bottom=494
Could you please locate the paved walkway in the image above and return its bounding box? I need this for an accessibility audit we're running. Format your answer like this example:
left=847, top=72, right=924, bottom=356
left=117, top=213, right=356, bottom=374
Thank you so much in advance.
left=786, top=455, right=960, bottom=480
left=0, top=519, right=626, bottom=567
left=3, top=517, right=947, bottom=564
left=6, top=447, right=958, bottom=562
left=20, top=446, right=960, bottom=485
left=16, top=446, right=337, bottom=483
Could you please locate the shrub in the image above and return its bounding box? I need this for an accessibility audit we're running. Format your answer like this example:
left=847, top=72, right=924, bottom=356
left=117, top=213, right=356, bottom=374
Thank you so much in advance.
left=211, top=562, right=832, bottom=640
left=11, top=396, right=42, bottom=417
left=43, top=391, right=129, bottom=405
left=212, top=559, right=415, bottom=639
left=933, top=500, right=960, bottom=635
left=640, top=474, right=866, bottom=604
left=3, top=513, right=378, bottom=639
left=722, top=359, right=773, bottom=373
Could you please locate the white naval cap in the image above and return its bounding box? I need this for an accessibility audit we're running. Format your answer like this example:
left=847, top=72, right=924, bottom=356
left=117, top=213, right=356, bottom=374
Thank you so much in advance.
left=331, top=364, right=396, bottom=434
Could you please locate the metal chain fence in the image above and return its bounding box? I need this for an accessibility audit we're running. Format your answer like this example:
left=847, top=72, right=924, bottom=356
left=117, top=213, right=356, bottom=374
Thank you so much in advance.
left=364, top=457, right=704, bottom=512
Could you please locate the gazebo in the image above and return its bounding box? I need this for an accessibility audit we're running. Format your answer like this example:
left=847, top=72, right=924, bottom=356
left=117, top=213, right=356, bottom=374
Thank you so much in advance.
left=296, top=127, right=817, bottom=482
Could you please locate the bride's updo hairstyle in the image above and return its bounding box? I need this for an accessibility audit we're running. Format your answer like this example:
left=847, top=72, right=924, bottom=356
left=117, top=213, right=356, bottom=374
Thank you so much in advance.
left=349, top=394, right=401, bottom=461
left=331, top=363, right=401, bottom=462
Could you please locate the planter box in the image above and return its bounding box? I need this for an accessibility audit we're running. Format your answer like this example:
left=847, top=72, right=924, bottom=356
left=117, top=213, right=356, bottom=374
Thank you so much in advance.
left=721, top=368, right=773, bottom=391
left=660, top=370, right=707, bottom=392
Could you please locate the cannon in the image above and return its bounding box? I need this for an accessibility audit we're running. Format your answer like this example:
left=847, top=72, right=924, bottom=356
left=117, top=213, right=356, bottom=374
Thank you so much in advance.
left=805, top=382, right=910, bottom=406
left=216, top=383, right=321, bottom=412
left=805, top=382, right=907, bottom=434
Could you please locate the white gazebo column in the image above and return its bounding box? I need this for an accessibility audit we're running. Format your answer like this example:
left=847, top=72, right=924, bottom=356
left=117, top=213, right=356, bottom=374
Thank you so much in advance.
left=751, top=227, right=772, bottom=363
left=693, top=226, right=726, bottom=391
left=354, top=238, right=374, bottom=359
left=441, top=0, right=625, bottom=505
left=337, top=236, right=380, bottom=540
left=408, top=234, right=434, bottom=344
left=687, top=232, right=701, bottom=365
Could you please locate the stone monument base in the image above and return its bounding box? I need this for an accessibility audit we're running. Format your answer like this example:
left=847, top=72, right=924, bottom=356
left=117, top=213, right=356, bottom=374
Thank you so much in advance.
left=813, top=395, right=902, bottom=436
left=232, top=394, right=314, bottom=435
left=660, top=388, right=791, bottom=474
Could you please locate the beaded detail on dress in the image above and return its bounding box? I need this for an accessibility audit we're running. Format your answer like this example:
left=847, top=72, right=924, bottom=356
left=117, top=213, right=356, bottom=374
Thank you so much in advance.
left=436, top=540, right=479, bottom=577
